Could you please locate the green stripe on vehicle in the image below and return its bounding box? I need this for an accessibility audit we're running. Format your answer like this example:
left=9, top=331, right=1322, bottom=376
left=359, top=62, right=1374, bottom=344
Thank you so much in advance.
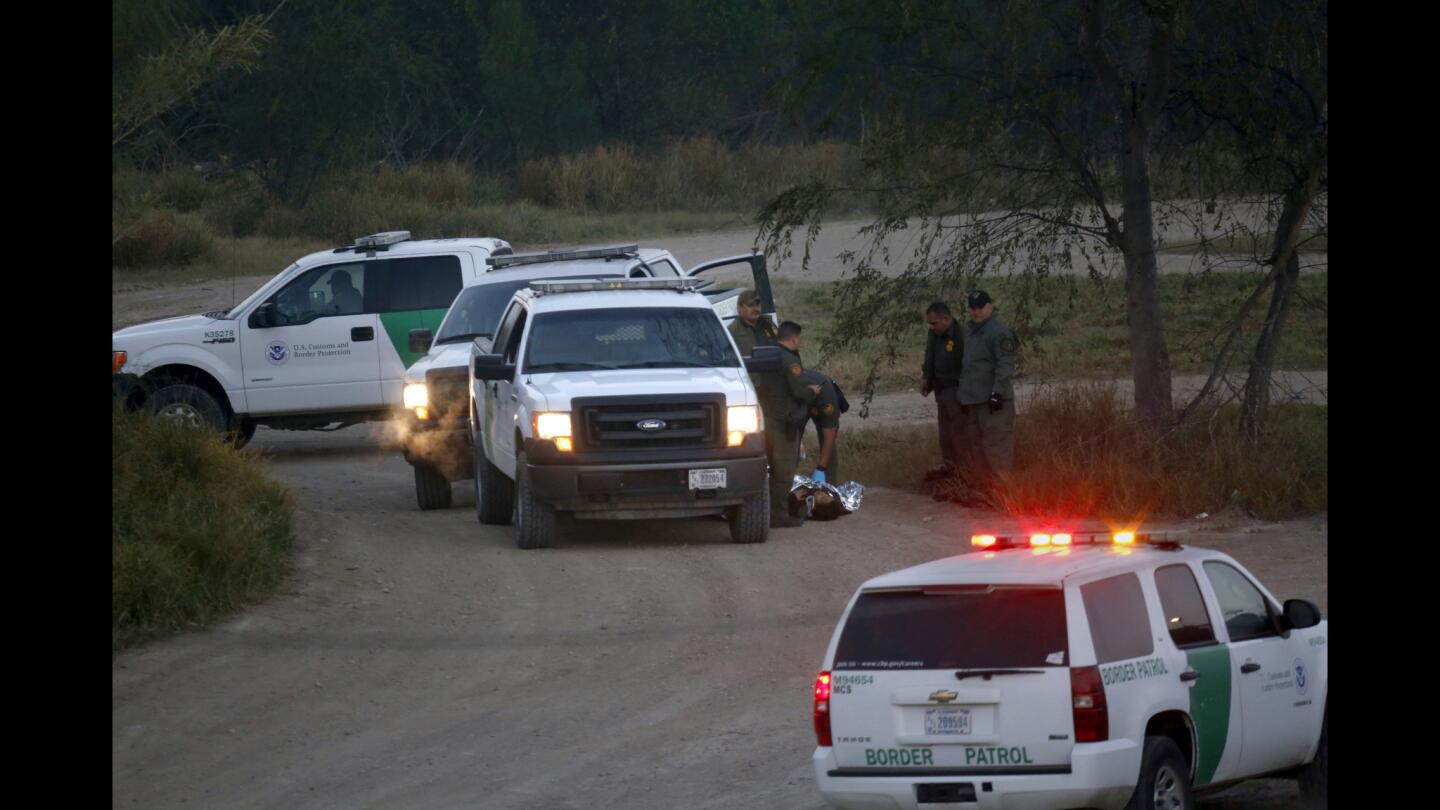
left=380, top=308, right=451, bottom=369
left=1186, top=645, right=1232, bottom=785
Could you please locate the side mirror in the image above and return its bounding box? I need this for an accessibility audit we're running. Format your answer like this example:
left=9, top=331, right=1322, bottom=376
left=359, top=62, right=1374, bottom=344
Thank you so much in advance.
left=1282, top=598, right=1322, bottom=631
left=409, top=328, right=433, bottom=354
left=249, top=302, right=278, bottom=329
left=472, top=353, right=515, bottom=381
left=745, top=345, right=782, bottom=373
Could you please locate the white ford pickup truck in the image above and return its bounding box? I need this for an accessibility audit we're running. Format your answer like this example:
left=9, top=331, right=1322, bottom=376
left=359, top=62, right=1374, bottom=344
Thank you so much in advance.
left=466, top=277, right=784, bottom=548
left=112, top=231, right=511, bottom=444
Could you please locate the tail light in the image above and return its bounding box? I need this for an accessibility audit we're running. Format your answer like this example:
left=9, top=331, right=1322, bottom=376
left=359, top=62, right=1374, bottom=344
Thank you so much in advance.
left=813, top=671, right=833, bottom=746
left=1071, top=666, right=1109, bottom=742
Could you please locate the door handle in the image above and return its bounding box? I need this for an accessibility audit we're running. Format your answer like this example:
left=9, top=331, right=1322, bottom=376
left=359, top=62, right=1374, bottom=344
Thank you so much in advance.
left=1179, top=669, right=1201, bottom=683
left=1240, top=662, right=1262, bottom=674
left=351, top=326, right=375, bottom=341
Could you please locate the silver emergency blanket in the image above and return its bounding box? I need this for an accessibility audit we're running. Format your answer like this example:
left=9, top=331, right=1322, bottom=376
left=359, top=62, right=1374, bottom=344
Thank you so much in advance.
left=790, top=475, right=865, bottom=519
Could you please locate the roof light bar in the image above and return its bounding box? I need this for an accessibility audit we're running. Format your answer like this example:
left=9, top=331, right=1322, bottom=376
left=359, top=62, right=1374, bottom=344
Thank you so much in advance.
left=354, top=231, right=411, bottom=248
left=969, top=531, right=1178, bottom=550
left=529, top=278, right=702, bottom=296
left=488, top=244, right=640, bottom=269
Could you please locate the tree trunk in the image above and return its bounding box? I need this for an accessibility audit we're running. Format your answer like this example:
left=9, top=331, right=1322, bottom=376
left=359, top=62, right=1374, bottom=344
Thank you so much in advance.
left=1240, top=166, right=1322, bottom=446
left=1119, top=118, right=1174, bottom=429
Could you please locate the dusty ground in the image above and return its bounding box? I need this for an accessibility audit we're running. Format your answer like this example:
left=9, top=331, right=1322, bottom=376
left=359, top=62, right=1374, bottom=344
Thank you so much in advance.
left=112, top=425, right=1325, bottom=809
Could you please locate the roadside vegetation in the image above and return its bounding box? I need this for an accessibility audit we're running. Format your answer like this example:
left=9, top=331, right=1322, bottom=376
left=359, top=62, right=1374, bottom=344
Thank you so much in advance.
left=112, top=410, right=294, bottom=649
left=112, top=139, right=869, bottom=277
left=815, top=387, right=1326, bottom=521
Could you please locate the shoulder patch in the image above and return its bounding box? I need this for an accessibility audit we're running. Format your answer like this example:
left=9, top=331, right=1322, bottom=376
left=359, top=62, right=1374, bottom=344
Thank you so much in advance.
left=823, top=403, right=834, bottom=414
left=1000, top=336, right=1017, bottom=352
left=790, top=363, right=803, bottom=376
left=945, top=339, right=955, bottom=352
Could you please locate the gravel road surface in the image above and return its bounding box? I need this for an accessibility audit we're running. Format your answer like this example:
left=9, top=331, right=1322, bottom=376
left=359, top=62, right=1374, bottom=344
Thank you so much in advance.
left=112, top=425, right=1326, bottom=809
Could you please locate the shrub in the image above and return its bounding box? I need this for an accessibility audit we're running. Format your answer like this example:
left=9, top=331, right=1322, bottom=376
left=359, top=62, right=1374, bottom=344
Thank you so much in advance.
left=112, top=208, right=218, bottom=268
left=112, top=411, right=294, bottom=647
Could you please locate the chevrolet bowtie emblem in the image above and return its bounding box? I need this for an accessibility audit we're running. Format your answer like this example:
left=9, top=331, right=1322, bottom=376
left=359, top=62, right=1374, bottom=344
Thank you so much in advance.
left=929, top=690, right=959, bottom=704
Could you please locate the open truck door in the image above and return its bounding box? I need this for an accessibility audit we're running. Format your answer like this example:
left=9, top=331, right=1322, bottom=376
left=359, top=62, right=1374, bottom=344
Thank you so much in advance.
left=684, top=253, right=776, bottom=326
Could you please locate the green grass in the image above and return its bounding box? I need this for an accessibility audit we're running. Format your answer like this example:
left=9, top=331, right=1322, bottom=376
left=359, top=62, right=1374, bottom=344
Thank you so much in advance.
left=112, top=410, right=295, bottom=649
left=821, top=389, right=1327, bottom=521
left=771, top=273, right=1328, bottom=393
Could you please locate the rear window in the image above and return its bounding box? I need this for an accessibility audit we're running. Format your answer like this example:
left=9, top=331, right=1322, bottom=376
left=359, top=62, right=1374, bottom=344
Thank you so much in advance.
left=833, top=586, right=1068, bottom=670
left=1080, top=573, right=1153, bottom=663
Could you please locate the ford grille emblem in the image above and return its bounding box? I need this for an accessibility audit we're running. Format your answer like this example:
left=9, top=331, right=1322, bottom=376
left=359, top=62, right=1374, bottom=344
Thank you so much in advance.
left=637, top=418, right=666, bottom=432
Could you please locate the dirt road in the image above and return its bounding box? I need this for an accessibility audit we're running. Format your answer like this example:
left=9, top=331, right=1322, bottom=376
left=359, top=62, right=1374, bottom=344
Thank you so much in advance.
left=112, top=425, right=1326, bottom=809
left=111, top=216, right=1327, bottom=331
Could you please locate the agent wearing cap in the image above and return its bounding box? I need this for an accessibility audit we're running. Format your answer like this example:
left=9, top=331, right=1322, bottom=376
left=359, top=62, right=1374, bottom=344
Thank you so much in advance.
left=728, top=289, right=778, bottom=358
left=769, top=320, right=823, bottom=528
left=920, top=301, right=966, bottom=480
left=958, top=289, right=1018, bottom=483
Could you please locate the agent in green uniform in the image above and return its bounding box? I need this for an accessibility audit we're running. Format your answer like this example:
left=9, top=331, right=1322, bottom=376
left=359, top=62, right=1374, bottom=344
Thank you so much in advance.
left=920, top=301, right=966, bottom=479
left=802, top=368, right=841, bottom=482
left=768, top=320, right=821, bottom=528
left=728, top=288, right=779, bottom=358
left=957, top=290, right=1018, bottom=483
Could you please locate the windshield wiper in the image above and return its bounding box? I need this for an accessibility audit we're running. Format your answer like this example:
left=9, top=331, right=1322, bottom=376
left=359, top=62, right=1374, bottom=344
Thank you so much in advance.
left=614, top=360, right=722, bottom=369
left=953, top=669, right=1045, bottom=681
left=527, top=361, right=621, bottom=372
left=435, top=331, right=492, bottom=344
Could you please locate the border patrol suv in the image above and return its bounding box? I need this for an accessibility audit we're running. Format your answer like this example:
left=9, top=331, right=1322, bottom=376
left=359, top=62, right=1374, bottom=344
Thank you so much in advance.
left=112, top=231, right=511, bottom=444
left=468, top=277, right=782, bottom=548
left=811, top=531, right=1327, bottom=810
left=400, top=244, right=777, bottom=510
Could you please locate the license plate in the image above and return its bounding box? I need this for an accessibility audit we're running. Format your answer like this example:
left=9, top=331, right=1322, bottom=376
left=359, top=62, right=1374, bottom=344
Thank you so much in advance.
left=925, top=708, right=972, bottom=736
left=689, top=468, right=727, bottom=490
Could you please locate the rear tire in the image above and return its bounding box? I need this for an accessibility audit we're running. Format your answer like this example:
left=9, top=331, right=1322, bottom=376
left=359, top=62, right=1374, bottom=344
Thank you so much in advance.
left=148, top=383, right=228, bottom=434
left=514, top=450, right=555, bottom=549
left=414, top=464, right=453, bottom=510
left=231, top=417, right=258, bottom=448
left=474, top=442, right=514, bottom=525
left=1298, top=704, right=1327, bottom=809
left=727, top=485, right=769, bottom=544
left=1126, top=736, right=1193, bottom=810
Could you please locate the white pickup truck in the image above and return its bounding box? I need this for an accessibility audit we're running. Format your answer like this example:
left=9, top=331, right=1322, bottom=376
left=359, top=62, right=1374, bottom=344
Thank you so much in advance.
left=112, top=231, right=511, bottom=444
left=399, top=245, right=778, bottom=510
left=466, top=278, right=784, bottom=548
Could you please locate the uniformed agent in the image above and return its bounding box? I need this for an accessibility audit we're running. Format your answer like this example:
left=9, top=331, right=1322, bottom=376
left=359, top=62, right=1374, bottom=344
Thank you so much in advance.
left=957, top=290, right=1018, bottom=483
left=767, top=320, right=822, bottom=528
left=728, top=288, right=778, bottom=357
left=920, top=301, right=966, bottom=480
left=802, top=368, right=841, bottom=483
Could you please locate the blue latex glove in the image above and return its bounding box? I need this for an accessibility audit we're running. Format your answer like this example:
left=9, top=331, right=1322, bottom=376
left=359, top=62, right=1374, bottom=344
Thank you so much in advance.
left=812, top=468, right=827, bottom=484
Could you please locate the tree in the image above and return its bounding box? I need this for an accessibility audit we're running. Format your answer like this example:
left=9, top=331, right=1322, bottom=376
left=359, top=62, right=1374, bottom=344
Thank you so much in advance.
left=757, top=0, right=1197, bottom=427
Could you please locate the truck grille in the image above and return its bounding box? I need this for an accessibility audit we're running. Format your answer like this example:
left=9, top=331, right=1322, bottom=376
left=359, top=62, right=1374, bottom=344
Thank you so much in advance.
left=425, top=367, right=470, bottom=423
left=575, top=394, right=723, bottom=451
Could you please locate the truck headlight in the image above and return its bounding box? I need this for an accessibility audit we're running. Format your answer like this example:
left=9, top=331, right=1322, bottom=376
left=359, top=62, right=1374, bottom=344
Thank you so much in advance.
left=403, top=383, right=429, bottom=410
left=727, top=405, right=760, bottom=447
left=533, top=412, right=573, bottom=451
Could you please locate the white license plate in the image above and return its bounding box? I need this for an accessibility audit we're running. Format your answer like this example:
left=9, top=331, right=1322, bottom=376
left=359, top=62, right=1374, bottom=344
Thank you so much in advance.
left=688, top=468, right=727, bottom=490
left=925, top=708, right=972, bottom=736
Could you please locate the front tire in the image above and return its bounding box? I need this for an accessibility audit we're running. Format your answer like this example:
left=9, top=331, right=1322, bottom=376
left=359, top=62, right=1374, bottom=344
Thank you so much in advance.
left=474, top=443, right=514, bottom=525
left=1126, top=736, right=1193, bottom=810
left=513, top=450, right=555, bottom=549
left=727, top=484, right=769, bottom=544
left=1298, top=705, right=1327, bottom=809
left=414, top=463, right=453, bottom=510
left=148, top=383, right=228, bottom=434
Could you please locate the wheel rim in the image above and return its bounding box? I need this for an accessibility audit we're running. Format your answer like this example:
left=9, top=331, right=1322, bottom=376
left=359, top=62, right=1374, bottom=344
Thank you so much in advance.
left=157, top=402, right=205, bottom=429
left=1153, top=763, right=1185, bottom=810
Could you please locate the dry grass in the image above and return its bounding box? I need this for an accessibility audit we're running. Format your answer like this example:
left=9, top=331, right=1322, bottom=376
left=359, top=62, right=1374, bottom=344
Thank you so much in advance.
left=112, top=410, right=294, bottom=648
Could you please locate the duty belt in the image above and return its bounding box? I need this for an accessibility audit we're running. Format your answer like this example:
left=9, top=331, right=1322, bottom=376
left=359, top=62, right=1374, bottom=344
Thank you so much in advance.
left=934, top=379, right=959, bottom=390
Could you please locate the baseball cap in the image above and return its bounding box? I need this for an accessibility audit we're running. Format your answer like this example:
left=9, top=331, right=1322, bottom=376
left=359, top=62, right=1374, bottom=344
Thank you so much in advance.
left=738, top=289, right=763, bottom=306
left=967, top=290, right=992, bottom=309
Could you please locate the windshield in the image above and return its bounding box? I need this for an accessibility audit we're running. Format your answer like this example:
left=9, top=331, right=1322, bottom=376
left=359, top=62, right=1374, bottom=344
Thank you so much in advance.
left=833, top=587, right=1068, bottom=670
left=434, top=280, right=533, bottom=343
left=222, top=262, right=301, bottom=319
left=523, top=307, right=740, bottom=373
